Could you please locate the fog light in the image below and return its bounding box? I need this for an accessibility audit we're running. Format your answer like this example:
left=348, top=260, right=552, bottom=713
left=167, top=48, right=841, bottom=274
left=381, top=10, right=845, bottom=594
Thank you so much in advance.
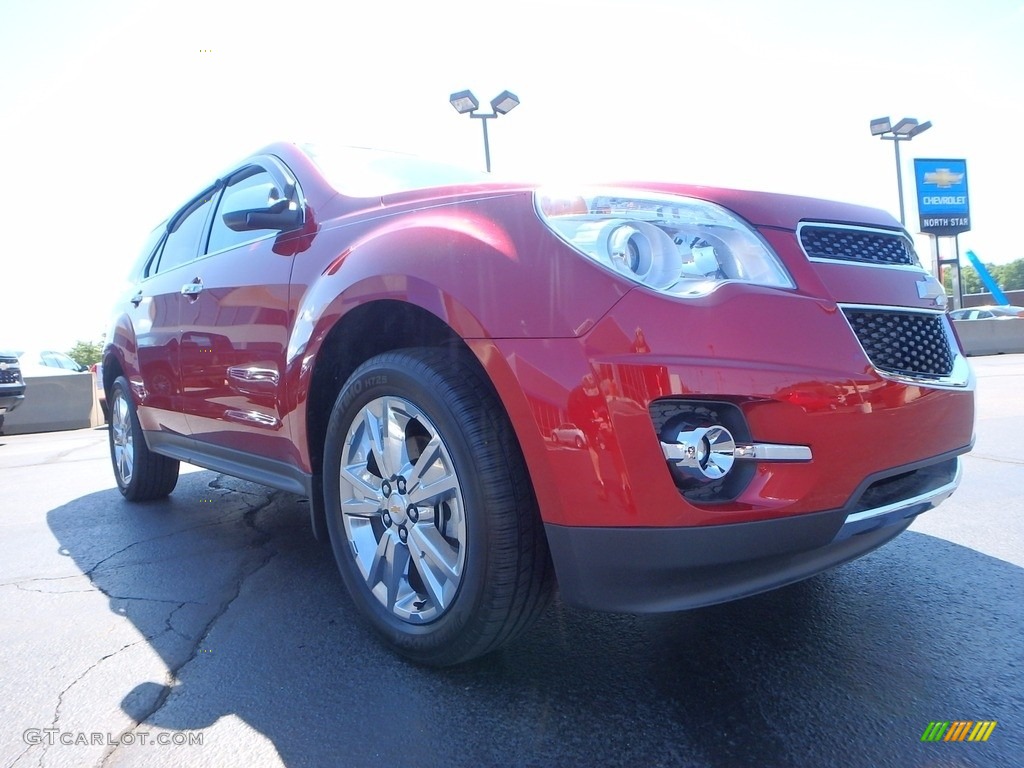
left=661, top=424, right=736, bottom=484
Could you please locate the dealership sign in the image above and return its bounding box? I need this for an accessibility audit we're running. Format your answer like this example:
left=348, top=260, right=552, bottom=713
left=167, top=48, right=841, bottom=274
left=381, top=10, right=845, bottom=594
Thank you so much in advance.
left=914, top=158, right=970, bottom=236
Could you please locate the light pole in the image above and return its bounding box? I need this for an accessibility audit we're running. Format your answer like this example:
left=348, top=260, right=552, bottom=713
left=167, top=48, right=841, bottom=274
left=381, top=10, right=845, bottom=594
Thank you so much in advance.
left=870, top=116, right=932, bottom=225
left=449, top=89, right=520, bottom=172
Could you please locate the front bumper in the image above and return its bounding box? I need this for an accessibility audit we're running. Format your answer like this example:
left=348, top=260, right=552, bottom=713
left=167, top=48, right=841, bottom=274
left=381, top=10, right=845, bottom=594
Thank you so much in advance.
left=0, top=390, right=26, bottom=414
left=547, top=453, right=961, bottom=612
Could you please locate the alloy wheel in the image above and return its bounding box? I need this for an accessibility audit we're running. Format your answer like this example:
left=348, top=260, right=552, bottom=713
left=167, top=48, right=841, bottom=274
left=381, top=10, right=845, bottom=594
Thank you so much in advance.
left=338, top=395, right=467, bottom=623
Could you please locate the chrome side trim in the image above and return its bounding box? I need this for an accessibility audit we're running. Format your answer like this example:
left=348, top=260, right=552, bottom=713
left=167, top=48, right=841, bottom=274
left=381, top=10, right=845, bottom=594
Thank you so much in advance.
left=840, top=301, right=944, bottom=316
left=807, top=258, right=926, bottom=273
left=732, top=443, right=813, bottom=461
left=661, top=440, right=812, bottom=463
left=834, top=457, right=962, bottom=541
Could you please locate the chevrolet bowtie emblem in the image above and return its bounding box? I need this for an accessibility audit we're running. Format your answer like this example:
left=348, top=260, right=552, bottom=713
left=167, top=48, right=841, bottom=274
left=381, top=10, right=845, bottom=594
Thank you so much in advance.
left=923, top=169, right=964, bottom=189
left=917, top=275, right=948, bottom=307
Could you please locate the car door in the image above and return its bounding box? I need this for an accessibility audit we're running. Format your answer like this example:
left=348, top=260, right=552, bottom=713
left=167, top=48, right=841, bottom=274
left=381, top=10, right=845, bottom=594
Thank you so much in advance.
left=129, top=192, right=217, bottom=437
left=177, top=159, right=301, bottom=471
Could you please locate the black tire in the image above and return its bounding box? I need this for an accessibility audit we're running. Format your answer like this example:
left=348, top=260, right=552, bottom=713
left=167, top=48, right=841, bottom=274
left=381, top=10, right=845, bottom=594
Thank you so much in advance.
left=323, top=348, right=553, bottom=666
left=108, top=376, right=179, bottom=501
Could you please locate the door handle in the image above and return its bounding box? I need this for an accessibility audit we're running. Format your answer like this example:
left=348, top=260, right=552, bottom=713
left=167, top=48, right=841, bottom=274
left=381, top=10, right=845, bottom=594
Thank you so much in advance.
left=180, top=279, right=204, bottom=298
left=130, top=290, right=143, bottom=307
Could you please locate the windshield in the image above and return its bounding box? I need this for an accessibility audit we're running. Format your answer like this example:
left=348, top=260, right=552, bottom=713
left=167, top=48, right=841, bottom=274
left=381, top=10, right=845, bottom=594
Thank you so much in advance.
left=302, top=145, right=491, bottom=198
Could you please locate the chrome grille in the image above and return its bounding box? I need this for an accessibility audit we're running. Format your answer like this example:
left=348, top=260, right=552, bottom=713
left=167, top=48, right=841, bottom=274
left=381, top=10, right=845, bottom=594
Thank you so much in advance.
left=800, top=225, right=916, bottom=266
left=0, top=358, right=21, bottom=384
left=843, top=309, right=954, bottom=378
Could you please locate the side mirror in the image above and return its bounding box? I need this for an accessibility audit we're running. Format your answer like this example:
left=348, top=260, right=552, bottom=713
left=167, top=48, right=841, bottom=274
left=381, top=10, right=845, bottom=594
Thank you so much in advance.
left=223, top=199, right=303, bottom=232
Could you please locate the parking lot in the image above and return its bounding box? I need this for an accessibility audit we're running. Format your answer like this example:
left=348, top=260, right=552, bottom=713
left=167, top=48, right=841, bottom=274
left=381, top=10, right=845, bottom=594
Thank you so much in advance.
left=1, top=355, right=1021, bottom=768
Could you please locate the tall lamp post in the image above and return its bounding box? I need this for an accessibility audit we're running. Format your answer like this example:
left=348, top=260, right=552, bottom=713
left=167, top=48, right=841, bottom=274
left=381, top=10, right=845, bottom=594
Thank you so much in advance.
left=449, top=89, right=520, bottom=172
left=869, top=116, right=932, bottom=225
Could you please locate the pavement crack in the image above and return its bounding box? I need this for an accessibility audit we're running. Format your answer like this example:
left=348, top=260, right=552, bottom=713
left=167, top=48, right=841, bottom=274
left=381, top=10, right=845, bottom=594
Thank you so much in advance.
left=82, top=513, right=238, bottom=578
left=0, top=574, right=85, bottom=589
left=10, top=578, right=207, bottom=610
left=33, top=637, right=151, bottom=767
left=968, top=452, right=1024, bottom=466
left=41, top=439, right=109, bottom=465
left=99, top=483, right=281, bottom=766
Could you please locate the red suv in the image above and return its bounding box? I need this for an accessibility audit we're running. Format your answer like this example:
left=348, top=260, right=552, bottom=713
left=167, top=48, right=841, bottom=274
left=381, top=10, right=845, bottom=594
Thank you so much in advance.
left=104, top=143, right=974, bottom=665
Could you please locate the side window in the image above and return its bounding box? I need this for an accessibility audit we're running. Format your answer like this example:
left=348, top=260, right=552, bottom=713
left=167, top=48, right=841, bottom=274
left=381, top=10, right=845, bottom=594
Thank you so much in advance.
left=155, top=193, right=217, bottom=274
left=206, top=169, right=283, bottom=254
left=138, top=226, right=167, bottom=280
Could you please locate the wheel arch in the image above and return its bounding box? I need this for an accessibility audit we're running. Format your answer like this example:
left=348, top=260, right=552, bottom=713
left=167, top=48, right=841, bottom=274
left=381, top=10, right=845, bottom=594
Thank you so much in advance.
left=303, top=299, right=542, bottom=542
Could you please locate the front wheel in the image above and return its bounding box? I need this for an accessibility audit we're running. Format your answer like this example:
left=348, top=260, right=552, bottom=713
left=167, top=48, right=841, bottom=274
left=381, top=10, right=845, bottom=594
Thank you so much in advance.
left=323, top=348, right=553, bottom=666
left=108, top=376, right=179, bottom=501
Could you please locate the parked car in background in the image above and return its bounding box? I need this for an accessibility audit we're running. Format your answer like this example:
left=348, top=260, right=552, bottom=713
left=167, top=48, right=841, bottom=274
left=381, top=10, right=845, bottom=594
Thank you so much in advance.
left=90, top=362, right=107, bottom=420
left=16, top=349, right=88, bottom=375
left=0, top=349, right=26, bottom=433
left=103, top=142, right=975, bottom=665
left=550, top=423, right=587, bottom=448
left=949, top=305, right=1024, bottom=320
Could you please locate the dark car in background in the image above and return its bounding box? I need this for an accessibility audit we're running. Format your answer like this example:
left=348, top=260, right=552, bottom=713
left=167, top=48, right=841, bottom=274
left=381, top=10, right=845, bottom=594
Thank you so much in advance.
left=0, top=350, right=26, bottom=433
left=103, top=143, right=975, bottom=665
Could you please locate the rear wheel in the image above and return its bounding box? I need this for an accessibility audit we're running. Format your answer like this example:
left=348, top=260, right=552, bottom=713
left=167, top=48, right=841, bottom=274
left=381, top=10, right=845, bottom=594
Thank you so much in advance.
left=323, top=348, right=553, bottom=666
left=109, top=376, right=179, bottom=501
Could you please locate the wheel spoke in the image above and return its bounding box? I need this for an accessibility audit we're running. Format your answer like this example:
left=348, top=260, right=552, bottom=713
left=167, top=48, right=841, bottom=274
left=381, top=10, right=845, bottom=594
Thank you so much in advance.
left=120, top=446, right=133, bottom=482
left=359, top=399, right=392, bottom=478
left=341, top=495, right=381, bottom=520
left=340, top=462, right=380, bottom=499
left=408, top=523, right=461, bottom=610
left=381, top=398, right=410, bottom=480
left=408, top=472, right=459, bottom=507
left=406, top=434, right=460, bottom=506
left=367, top=530, right=411, bottom=612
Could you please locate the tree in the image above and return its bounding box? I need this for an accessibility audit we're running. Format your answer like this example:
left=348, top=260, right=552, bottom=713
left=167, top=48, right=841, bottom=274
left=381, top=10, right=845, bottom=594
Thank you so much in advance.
left=944, top=263, right=984, bottom=295
left=997, top=259, right=1024, bottom=292
left=945, top=257, right=1024, bottom=295
left=67, top=340, right=103, bottom=368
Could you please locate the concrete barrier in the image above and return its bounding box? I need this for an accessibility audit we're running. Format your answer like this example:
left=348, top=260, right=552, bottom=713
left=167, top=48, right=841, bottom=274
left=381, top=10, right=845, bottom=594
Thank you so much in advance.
left=3, top=372, right=96, bottom=435
left=953, top=317, right=1024, bottom=357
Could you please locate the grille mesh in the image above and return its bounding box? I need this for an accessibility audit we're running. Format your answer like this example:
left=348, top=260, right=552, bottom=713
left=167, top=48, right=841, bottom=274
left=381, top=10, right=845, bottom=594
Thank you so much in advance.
left=0, top=359, right=21, bottom=385
left=843, top=309, right=954, bottom=378
left=801, top=226, right=916, bottom=266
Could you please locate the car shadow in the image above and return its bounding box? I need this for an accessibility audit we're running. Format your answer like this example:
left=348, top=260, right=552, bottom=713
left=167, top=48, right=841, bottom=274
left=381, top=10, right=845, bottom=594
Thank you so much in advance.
left=49, top=477, right=1023, bottom=768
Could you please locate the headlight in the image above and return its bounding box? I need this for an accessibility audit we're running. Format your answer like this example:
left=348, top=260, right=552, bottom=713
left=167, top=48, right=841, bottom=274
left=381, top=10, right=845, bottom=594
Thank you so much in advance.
left=535, top=188, right=795, bottom=297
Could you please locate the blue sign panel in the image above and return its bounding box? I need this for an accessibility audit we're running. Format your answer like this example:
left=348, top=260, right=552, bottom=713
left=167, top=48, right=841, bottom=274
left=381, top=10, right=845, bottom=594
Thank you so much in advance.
left=914, top=158, right=970, bottom=235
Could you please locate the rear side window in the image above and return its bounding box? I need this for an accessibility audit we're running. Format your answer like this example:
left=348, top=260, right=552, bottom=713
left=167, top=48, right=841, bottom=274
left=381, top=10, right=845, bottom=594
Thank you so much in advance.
left=137, top=226, right=167, bottom=280
left=154, top=193, right=217, bottom=274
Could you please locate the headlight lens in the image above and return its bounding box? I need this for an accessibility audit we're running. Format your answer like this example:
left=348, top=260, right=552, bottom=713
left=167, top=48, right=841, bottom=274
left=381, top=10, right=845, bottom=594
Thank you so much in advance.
left=535, top=188, right=795, bottom=297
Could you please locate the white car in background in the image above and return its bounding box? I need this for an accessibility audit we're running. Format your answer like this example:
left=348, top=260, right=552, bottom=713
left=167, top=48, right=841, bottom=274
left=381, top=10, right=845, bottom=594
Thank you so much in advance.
left=16, top=349, right=88, bottom=375
left=948, top=305, right=1024, bottom=320
left=21, top=349, right=107, bottom=421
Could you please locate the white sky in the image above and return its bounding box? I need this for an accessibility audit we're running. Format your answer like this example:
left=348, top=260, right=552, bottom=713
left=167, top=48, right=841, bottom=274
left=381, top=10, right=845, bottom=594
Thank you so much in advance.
left=1, top=0, right=1022, bottom=350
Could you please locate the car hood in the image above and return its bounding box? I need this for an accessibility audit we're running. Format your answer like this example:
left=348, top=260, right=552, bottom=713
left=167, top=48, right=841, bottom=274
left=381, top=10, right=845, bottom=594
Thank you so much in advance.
left=377, top=180, right=900, bottom=233
left=612, top=182, right=901, bottom=231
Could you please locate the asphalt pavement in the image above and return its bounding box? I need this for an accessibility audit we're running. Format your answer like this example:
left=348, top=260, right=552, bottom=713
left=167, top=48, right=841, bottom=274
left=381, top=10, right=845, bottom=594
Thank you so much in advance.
left=1, top=355, right=1021, bottom=768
